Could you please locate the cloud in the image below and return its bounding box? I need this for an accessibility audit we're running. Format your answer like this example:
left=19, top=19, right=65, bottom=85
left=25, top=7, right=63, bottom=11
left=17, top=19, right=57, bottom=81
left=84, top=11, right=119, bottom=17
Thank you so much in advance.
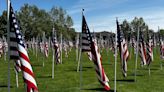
left=68, top=0, right=129, bottom=15
left=72, top=5, right=164, bottom=32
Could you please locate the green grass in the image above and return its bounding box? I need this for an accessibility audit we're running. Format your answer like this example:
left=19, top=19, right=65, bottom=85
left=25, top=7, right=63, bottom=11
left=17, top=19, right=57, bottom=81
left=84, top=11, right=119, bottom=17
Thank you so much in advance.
left=0, top=47, right=164, bottom=92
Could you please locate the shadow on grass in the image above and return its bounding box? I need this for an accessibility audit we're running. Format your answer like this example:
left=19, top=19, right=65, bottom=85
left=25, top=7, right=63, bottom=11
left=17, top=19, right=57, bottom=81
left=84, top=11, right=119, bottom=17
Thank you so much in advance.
left=111, top=79, right=135, bottom=82
left=37, top=75, right=52, bottom=78
left=83, top=66, right=93, bottom=69
left=128, top=73, right=144, bottom=77
left=150, top=68, right=159, bottom=71
left=83, top=88, right=114, bottom=92
left=0, top=85, right=13, bottom=88
left=116, top=79, right=134, bottom=82
left=138, top=68, right=158, bottom=71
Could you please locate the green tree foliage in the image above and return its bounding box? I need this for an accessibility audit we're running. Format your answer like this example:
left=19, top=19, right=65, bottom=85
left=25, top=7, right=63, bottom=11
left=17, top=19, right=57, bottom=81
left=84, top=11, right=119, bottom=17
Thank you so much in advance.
left=0, top=4, right=76, bottom=41
left=131, top=17, right=149, bottom=37
left=0, top=11, right=7, bottom=37
left=120, top=19, right=131, bottom=40
left=49, top=6, right=74, bottom=41
left=120, top=17, right=150, bottom=40
left=159, top=29, right=164, bottom=38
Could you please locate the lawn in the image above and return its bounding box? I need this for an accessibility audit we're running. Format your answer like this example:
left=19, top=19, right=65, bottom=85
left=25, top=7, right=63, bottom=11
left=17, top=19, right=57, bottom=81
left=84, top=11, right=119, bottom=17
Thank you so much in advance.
left=0, top=47, right=164, bottom=92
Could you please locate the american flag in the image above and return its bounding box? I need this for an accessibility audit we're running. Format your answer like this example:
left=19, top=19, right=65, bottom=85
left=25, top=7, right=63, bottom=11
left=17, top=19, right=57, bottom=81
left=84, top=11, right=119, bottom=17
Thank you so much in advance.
left=131, top=37, right=136, bottom=54
left=110, top=36, right=115, bottom=53
left=160, top=38, right=164, bottom=59
left=9, top=3, right=38, bottom=92
left=9, top=2, right=22, bottom=73
left=63, top=41, right=68, bottom=58
left=39, top=42, right=44, bottom=53
left=0, top=41, right=3, bottom=57
left=87, top=52, right=93, bottom=61
left=146, top=36, right=153, bottom=65
left=117, top=20, right=129, bottom=77
left=14, top=59, right=21, bottom=73
left=139, top=32, right=147, bottom=66
left=81, top=15, right=92, bottom=52
left=52, top=28, right=61, bottom=64
left=82, top=14, right=110, bottom=91
left=9, top=12, right=19, bottom=60
left=44, top=42, right=49, bottom=58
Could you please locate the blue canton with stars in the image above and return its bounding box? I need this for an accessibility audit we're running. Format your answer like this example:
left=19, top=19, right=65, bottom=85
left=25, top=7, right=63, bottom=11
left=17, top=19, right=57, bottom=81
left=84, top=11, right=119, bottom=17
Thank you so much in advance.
left=10, top=5, right=25, bottom=48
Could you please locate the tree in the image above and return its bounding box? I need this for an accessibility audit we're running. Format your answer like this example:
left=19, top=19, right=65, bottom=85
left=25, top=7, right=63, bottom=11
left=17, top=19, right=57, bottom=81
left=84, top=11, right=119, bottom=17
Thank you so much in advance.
left=130, top=17, right=149, bottom=40
left=120, top=19, right=131, bottom=41
left=0, top=11, right=7, bottom=37
left=159, top=29, right=164, bottom=38
left=65, top=15, right=73, bottom=28
left=49, top=6, right=75, bottom=40
left=16, top=4, right=76, bottom=40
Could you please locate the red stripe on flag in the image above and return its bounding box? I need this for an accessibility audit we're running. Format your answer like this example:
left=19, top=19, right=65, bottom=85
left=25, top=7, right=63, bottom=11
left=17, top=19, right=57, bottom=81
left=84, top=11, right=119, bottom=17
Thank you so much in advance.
left=25, top=79, right=38, bottom=92
left=19, top=50, right=30, bottom=63
left=21, top=65, right=35, bottom=78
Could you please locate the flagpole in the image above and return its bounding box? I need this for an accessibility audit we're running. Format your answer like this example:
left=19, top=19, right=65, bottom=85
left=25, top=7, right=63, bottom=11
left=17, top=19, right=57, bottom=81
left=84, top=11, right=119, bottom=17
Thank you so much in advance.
left=114, top=28, right=117, bottom=92
left=48, top=37, right=51, bottom=57
left=33, top=37, right=35, bottom=55
left=158, top=26, right=163, bottom=70
left=35, top=36, right=38, bottom=58
left=148, top=65, right=151, bottom=76
left=78, top=48, right=82, bottom=89
left=147, top=31, right=150, bottom=76
left=77, top=9, right=84, bottom=72
left=134, top=26, right=140, bottom=82
left=76, top=34, right=79, bottom=62
left=77, top=48, right=81, bottom=72
left=147, top=28, right=151, bottom=76
left=7, top=0, right=11, bottom=91
left=79, top=9, right=84, bottom=91
left=130, top=26, right=133, bottom=60
left=52, top=47, right=55, bottom=79
left=60, top=33, right=62, bottom=64
left=42, top=32, right=45, bottom=67
left=52, top=28, right=55, bottom=79
left=15, top=70, right=19, bottom=88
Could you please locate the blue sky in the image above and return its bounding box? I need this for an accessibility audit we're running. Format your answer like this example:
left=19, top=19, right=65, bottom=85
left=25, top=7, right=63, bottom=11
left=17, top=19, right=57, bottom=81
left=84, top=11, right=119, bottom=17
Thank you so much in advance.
left=1, top=0, right=164, bottom=32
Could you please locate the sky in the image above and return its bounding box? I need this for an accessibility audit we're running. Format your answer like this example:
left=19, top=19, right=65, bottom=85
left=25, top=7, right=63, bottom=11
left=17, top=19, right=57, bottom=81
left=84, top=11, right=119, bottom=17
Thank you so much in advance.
left=0, top=0, right=164, bottom=32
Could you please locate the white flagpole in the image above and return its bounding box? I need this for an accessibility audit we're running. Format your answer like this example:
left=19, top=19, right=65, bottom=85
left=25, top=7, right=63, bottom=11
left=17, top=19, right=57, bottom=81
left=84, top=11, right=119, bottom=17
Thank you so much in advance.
left=52, top=28, right=55, bottom=79
left=79, top=9, right=84, bottom=91
left=114, top=28, right=117, bottom=92
left=77, top=49, right=81, bottom=72
left=42, top=32, right=45, bottom=67
left=147, top=30, right=151, bottom=76
left=52, top=47, right=55, bottom=79
left=77, top=9, right=83, bottom=72
left=148, top=65, right=151, bottom=76
left=77, top=31, right=81, bottom=72
left=48, top=37, right=51, bottom=56
left=7, top=0, right=11, bottom=91
left=76, top=34, right=79, bottom=62
left=15, top=70, right=19, bottom=88
left=60, top=34, right=62, bottom=64
left=79, top=48, right=82, bottom=89
left=130, top=26, right=133, bottom=60
left=35, top=36, right=38, bottom=58
left=33, top=37, right=35, bottom=55
left=134, top=26, right=140, bottom=82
